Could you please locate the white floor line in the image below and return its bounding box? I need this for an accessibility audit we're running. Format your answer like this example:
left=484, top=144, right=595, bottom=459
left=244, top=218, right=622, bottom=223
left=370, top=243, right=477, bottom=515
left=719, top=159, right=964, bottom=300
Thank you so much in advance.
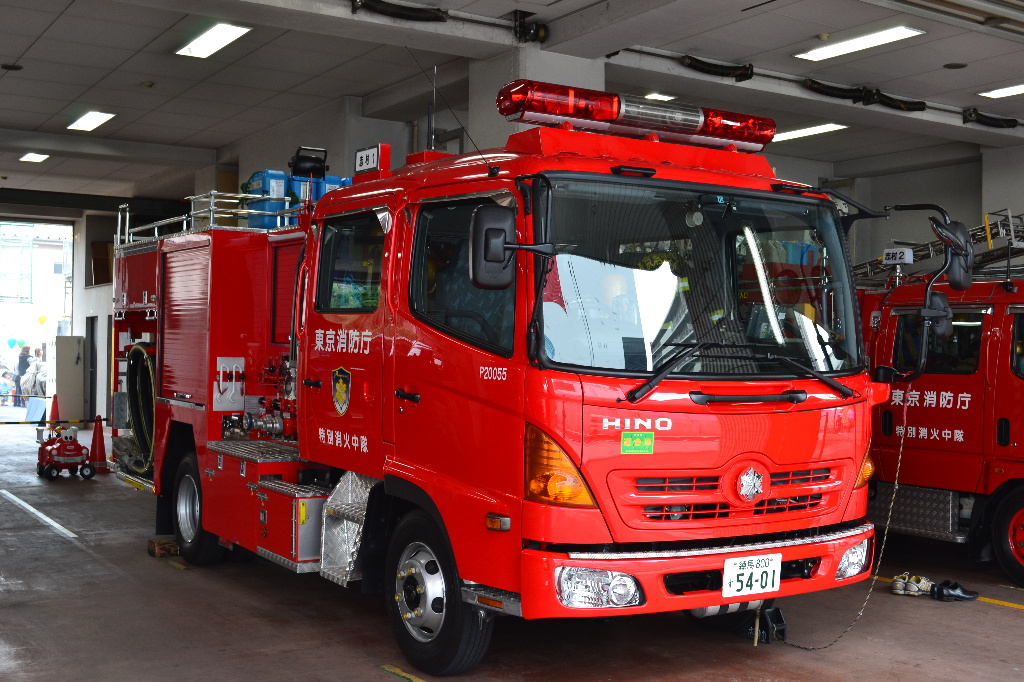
left=0, top=489, right=78, bottom=538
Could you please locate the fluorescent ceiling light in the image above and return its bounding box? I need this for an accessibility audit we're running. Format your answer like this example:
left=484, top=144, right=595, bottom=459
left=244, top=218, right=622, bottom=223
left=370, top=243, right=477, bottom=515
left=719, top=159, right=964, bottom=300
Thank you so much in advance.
left=177, top=23, right=251, bottom=58
left=773, top=123, right=847, bottom=142
left=67, top=111, right=115, bottom=131
left=20, top=153, right=49, bottom=162
left=795, top=26, right=924, bottom=61
left=979, top=83, right=1024, bottom=98
left=645, top=93, right=676, bottom=101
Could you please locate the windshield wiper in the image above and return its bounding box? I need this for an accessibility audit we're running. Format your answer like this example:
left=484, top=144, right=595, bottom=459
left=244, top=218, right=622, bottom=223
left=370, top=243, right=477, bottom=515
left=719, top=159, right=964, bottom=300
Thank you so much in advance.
left=624, top=342, right=711, bottom=403
left=762, top=353, right=854, bottom=399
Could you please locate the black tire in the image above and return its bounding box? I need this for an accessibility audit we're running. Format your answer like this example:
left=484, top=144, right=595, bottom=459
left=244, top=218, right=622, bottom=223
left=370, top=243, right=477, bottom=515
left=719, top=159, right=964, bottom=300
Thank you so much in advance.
left=173, top=454, right=226, bottom=565
left=36, top=463, right=44, bottom=477
left=68, top=465, right=79, bottom=476
left=385, top=510, right=493, bottom=676
left=992, top=487, right=1024, bottom=587
left=80, top=464, right=95, bottom=480
left=44, top=465, right=60, bottom=481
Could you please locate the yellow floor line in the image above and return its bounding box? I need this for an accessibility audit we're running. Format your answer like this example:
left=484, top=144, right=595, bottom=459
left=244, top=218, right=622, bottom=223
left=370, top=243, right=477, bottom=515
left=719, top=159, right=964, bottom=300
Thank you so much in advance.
left=977, top=596, right=1024, bottom=611
left=873, top=575, right=1024, bottom=610
left=378, top=664, right=426, bottom=682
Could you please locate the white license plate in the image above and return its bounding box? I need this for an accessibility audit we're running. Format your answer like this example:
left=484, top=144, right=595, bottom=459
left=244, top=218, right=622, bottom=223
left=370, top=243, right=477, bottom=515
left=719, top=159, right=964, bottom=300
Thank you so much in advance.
left=722, top=553, right=782, bottom=597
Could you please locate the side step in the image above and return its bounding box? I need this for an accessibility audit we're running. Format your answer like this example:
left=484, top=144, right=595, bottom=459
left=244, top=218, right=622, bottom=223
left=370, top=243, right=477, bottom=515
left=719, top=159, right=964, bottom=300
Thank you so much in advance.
left=320, top=471, right=380, bottom=586
left=868, top=481, right=969, bottom=543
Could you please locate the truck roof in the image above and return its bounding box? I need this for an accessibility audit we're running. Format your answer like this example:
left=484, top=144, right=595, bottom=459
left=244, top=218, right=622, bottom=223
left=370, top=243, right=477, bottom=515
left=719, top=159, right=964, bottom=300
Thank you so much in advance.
left=316, top=126, right=784, bottom=216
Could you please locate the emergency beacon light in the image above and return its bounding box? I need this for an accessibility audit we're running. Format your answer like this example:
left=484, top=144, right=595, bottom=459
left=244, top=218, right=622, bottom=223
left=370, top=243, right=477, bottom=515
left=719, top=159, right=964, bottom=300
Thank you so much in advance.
left=497, top=79, right=777, bottom=152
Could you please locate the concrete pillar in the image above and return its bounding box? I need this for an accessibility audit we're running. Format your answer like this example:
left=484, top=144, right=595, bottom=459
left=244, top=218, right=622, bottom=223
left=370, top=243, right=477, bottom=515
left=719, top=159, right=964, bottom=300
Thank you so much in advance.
left=468, top=46, right=605, bottom=150
left=981, top=146, right=1024, bottom=218
left=194, top=165, right=239, bottom=196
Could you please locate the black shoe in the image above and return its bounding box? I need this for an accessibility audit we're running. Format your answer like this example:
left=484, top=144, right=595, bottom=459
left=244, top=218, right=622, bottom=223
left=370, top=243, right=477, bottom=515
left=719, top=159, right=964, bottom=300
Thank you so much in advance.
left=931, top=580, right=979, bottom=601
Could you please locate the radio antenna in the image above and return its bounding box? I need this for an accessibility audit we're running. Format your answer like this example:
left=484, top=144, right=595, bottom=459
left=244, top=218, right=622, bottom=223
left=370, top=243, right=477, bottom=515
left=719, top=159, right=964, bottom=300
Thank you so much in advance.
left=404, top=48, right=499, bottom=177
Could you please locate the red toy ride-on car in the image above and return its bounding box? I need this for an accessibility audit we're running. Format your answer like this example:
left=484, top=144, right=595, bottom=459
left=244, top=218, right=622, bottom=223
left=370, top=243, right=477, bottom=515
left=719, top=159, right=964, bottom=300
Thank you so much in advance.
left=37, top=426, right=95, bottom=480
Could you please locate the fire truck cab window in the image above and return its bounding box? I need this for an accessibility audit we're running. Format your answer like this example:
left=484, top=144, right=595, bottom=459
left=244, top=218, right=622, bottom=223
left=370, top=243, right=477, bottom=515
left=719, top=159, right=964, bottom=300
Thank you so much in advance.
left=893, top=312, right=983, bottom=374
left=410, top=199, right=515, bottom=354
left=540, top=178, right=859, bottom=375
left=315, top=212, right=385, bottom=313
left=1011, top=314, right=1024, bottom=378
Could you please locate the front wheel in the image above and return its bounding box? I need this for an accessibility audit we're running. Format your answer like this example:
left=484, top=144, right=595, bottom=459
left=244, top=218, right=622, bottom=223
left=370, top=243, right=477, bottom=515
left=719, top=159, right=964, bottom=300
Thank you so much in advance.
left=44, top=465, right=59, bottom=480
left=173, top=454, right=226, bottom=565
left=992, top=487, right=1024, bottom=586
left=79, top=464, right=95, bottom=480
left=385, top=510, right=493, bottom=676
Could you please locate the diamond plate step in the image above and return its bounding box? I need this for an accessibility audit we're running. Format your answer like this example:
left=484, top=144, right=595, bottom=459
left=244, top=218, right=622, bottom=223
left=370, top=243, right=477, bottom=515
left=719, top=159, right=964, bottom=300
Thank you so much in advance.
left=207, top=440, right=299, bottom=463
left=869, top=481, right=968, bottom=543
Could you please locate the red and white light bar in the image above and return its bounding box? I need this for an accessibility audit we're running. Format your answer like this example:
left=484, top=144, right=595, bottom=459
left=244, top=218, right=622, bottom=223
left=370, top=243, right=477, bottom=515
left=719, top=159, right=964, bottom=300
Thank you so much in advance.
left=496, top=79, right=776, bottom=152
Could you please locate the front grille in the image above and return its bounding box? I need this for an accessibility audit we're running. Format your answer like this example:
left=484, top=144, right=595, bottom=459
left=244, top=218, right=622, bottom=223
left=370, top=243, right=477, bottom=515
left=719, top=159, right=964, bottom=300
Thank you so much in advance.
left=664, top=570, right=722, bottom=595
left=770, top=469, right=830, bottom=486
left=662, top=558, right=820, bottom=595
left=643, top=502, right=728, bottom=521
left=636, top=476, right=719, bottom=493
left=754, top=494, right=824, bottom=515
left=612, top=464, right=845, bottom=529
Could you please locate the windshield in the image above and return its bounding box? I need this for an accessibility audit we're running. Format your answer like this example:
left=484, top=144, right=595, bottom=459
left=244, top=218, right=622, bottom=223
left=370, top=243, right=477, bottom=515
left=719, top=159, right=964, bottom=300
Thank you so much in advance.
left=539, top=177, right=861, bottom=376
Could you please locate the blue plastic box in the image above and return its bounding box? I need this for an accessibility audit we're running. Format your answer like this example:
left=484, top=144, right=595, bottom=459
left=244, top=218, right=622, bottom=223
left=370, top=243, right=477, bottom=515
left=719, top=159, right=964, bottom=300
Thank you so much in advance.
left=318, top=175, right=351, bottom=200
left=243, top=169, right=289, bottom=229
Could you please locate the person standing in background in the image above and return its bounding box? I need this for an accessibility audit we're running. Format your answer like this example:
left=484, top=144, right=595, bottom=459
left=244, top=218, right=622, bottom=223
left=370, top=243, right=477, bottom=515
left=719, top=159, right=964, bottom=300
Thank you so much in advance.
left=14, top=346, right=33, bottom=407
left=0, top=371, right=14, bottom=405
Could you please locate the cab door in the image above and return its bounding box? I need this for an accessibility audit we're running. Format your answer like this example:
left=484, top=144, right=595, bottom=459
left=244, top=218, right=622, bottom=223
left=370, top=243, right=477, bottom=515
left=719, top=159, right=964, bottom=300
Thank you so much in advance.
left=989, top=306, right=1024, bottom=483
left=875, top=305, right=991, bottom=492
left=390, top=194, right=525, bottom=588
left=297, top=203, right=394, bottom=474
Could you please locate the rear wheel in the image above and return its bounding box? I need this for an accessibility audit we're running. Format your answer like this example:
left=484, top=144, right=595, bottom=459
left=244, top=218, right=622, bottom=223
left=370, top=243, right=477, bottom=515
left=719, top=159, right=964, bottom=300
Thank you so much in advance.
left=992, top=487, right=1024, bottom=586
left=173, top=454, right=226, bottom=565
left=385, top=510, right=493, bottom=676
left=68, top=465, right=78, bottom=476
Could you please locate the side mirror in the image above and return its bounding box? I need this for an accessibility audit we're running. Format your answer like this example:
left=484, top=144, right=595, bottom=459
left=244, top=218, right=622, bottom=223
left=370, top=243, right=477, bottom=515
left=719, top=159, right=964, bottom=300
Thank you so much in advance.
left=925, top=291, right=954, bottom=338
left=469, top=204, right=515, bottom=290
left=873, top=365, right=897, bottom=383
left=930, top=218, right=973, bottom=291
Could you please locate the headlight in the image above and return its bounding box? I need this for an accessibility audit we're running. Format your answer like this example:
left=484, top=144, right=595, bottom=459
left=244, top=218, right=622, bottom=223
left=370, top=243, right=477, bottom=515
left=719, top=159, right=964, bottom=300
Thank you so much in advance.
left=555, top=566, right=643, bottom=608
left=835, top=539, right=870, bottom=579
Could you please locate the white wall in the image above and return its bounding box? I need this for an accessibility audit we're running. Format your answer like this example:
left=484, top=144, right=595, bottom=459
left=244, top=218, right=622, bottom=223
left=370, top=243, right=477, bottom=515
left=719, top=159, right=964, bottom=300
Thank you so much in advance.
left=852, top=162, right=982, bottom=267
left=764, top=154, right=833, bottom=188
left=72, top=212, right=115, bottom=421
left=981, top=146, right=1024, bottom=216
left=468, top=47, right=605, bottom=150
left=236, top=96, right=410, bottom=186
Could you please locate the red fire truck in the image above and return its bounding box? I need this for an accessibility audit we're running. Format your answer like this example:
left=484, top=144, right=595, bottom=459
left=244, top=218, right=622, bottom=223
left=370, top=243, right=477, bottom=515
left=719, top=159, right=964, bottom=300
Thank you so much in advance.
left=863, top=217, right=1024, bottom=587
left=113, top=80, right=886, bottom=675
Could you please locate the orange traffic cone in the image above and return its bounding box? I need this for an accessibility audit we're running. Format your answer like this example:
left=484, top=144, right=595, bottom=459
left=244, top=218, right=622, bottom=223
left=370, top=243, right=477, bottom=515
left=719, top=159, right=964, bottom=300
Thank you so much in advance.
left=49, top=394, right=60, bottom=423
left=89, top=414, right=109, bottom=472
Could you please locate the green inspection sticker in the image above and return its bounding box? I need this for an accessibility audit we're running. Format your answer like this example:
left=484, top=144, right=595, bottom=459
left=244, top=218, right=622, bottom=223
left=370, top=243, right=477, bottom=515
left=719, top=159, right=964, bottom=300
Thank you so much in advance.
left=621, top=432, right=654, bottom=454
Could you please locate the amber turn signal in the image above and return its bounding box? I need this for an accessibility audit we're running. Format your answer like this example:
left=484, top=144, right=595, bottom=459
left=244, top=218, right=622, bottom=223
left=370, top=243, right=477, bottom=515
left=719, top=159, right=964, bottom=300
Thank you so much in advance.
left=525, top=424, right=597, bottom=508
left=854, top=449, right=876, bottom=489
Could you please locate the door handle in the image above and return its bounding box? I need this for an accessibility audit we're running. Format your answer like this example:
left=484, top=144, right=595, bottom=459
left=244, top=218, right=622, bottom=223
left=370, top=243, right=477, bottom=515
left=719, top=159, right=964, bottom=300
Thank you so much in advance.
left=303, top=379, right=322, bottom=388
left=395, top=389, right=421, bottom=403
left=997, top=417, right=1010, bottom=447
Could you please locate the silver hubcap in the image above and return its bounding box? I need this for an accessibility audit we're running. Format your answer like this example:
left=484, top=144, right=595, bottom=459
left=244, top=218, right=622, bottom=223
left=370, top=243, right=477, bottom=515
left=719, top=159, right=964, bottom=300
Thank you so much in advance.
left=394, top=541, right=446, bottom=643
left=176, top=474, right=200, bottom=543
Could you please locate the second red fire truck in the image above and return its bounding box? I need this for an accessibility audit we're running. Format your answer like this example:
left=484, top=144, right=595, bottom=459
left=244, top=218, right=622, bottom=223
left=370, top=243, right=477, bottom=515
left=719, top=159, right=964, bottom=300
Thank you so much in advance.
left=114, top=80, right=888, bottom=675
left=863, top=216, right=1024, bottom=587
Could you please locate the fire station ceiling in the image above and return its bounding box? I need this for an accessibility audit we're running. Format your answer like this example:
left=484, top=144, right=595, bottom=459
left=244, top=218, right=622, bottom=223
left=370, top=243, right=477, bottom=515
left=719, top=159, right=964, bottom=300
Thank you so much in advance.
left=2, top=0, right=1024, bottom=199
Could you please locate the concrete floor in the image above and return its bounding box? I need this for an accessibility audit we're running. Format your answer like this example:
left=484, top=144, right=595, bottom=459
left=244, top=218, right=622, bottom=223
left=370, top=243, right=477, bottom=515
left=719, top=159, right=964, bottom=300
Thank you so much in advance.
left=1, top=403, right=1021, bottom=681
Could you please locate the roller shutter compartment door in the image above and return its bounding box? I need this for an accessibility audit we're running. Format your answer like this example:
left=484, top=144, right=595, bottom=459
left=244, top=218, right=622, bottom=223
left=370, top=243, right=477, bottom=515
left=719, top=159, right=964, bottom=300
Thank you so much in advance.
left=161, top=245, right=210, bottom=404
